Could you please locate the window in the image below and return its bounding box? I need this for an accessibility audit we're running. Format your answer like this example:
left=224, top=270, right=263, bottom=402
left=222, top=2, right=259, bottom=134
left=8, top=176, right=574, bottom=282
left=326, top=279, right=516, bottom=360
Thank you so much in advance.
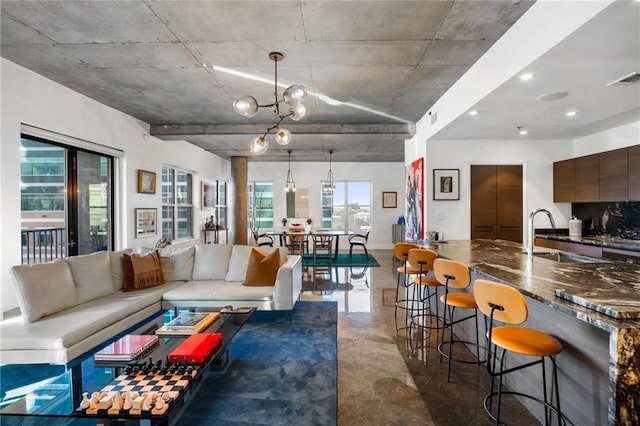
left=322, top=181, right=371, bottom=232
left=249, top=181, right=274, bottom=230
left=215, top=180, right=228, bottom=229
left=162, top=166, right=193, bottom=240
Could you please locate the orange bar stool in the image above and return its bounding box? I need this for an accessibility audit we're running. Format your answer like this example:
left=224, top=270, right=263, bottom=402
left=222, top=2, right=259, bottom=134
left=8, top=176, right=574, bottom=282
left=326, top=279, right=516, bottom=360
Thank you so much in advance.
left=393, top=242, right=420, bottom=337
left=407, top=248, right=441, bottom=361
left=433, top=258, right=486, bottom=382
left=473, top=279, right=566, bottom=426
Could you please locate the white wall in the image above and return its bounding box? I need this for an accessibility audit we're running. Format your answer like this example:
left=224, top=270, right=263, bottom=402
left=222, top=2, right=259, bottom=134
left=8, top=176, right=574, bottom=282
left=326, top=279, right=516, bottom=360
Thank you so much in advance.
left=249, top=161, right=405, bottom=250
left=1, top=58, right=232, bottom=312
left=571, top=121, right=640, bottom=157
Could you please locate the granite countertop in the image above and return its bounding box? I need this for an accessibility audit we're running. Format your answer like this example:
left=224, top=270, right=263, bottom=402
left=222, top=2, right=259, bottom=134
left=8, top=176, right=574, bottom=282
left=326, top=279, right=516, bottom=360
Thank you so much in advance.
left=535, top=232, right=640, bottom=252
left=423, top=239, right=640, bottom=332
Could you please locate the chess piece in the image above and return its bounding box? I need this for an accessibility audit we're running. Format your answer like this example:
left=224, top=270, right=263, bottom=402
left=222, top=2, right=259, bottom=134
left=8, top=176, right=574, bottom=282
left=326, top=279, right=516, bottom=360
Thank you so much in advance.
left=112, top=392, right=123, bottom=410
left=90, top=392, right=100, bottom=409
left=142, top=393, right=153, bottom=411
left=155, top=395, right=166, bottom=409
left=79, top=392, right=90, bottom=410
left=123, top=392, right=133, bottom=410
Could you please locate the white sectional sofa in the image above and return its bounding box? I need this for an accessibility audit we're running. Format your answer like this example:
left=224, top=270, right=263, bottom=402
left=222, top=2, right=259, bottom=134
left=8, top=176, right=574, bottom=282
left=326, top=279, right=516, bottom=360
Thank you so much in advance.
left=0, top=244, right=301, bottom=365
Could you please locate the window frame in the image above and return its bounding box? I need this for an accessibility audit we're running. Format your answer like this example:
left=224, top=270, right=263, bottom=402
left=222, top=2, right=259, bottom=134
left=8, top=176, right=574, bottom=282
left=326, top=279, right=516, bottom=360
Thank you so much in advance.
left=161, top=165, right=194, bottom=241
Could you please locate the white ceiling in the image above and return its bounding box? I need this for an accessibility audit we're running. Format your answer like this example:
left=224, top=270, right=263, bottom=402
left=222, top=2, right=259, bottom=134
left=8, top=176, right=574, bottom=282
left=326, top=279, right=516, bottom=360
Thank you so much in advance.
left=1, top=1, right=638, bottom=162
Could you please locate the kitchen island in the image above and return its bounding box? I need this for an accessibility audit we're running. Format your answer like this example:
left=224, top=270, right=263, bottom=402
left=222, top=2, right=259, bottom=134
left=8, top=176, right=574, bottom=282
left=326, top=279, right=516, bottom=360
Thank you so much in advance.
left=422, top=239, right=639, bottom=426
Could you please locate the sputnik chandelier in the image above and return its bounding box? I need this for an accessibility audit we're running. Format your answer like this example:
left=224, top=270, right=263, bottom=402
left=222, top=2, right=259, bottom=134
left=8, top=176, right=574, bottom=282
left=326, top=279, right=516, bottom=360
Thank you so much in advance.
left=232, top=52, right=308, bottom=155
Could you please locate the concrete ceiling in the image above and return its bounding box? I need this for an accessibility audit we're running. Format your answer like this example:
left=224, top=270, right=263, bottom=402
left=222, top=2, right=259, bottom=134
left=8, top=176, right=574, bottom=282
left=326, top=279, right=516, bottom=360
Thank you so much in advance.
left=2, top=1, right=637, bottom=163
left=0, top=0, right=535, bottom=162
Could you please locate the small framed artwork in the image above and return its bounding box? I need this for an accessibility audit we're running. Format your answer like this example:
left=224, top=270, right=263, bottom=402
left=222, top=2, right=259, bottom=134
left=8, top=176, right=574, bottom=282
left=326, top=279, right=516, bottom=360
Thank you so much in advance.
left=201, top=181, right=215, bottom=210
left=137, top=170, right=156, bottom=194
left=433, top=169, right=460, bottom=200
left=382, top=191, right=397, bottom=208
left=136, top=208, right=157, bottom=238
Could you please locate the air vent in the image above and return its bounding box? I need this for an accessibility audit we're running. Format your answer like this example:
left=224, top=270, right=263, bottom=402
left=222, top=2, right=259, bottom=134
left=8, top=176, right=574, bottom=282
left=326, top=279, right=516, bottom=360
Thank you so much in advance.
left=607, top=72, right=640, bottom=86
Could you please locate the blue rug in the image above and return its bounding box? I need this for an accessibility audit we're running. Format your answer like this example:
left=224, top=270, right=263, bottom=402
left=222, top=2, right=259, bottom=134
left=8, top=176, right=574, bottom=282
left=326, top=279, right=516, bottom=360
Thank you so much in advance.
left=175, top=301, right=337, bottom=425
left=0, top=302, right=337, bottom=426
left=302, top=253, right=380, bottom=267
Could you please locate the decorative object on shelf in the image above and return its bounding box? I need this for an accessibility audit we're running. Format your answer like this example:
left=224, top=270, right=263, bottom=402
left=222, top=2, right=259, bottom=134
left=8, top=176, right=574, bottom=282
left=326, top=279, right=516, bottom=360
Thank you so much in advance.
left=382, top=191, right=397, bottom=208
left=137, top=170, right=156, bottom=194
left=397, top=216, right=406, bottom=225
left=201, top=181, right=215, bottom=209
left=204, top=215, right=215, bottom=230
left=433, top=169, right=460, bottom=201
left=285, top=150, right=296, bottom=192
left=135, top=208, right=157, bottom=238
left=155, top=238, right=172, bottom=249
left=282, top=218, right=288, bottom=226
left=306, top=218, right=313, bottom=225
left=232, top=51, right=308, bottom=155
left=323, top=150, right=336, bottom=192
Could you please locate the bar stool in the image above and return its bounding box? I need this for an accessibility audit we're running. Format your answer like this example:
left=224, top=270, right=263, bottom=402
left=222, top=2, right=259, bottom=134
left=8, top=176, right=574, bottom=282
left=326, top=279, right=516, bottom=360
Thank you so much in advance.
left=393, top=242, right=420, bottom=337
left=407, top=248, right=441, bottom=361
left=473, top=279, right=565, bottom=426
left=433, top=258, right=485, bottom=382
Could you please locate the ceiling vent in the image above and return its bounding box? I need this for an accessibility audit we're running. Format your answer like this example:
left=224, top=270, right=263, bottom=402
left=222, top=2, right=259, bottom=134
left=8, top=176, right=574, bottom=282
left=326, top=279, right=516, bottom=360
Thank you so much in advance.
left=607, top=72, right=640, bottom=86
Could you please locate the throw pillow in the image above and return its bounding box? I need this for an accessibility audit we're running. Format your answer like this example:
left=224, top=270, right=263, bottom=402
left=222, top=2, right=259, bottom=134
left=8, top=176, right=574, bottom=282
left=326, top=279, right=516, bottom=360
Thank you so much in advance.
left=11, top=259, right=78, bottom=323
left=192, top=244, right=232, bottom=280
left=225, top=245, right=254, bottom=282
left=243, top=248, right=280, bottom=286
left=110, top=248, right=133, bottom=291
left=123, top=251, right=165, bottom=291
left=161, top=246, right=195, bottom=282
left=66, top=251, right=113, bottom=304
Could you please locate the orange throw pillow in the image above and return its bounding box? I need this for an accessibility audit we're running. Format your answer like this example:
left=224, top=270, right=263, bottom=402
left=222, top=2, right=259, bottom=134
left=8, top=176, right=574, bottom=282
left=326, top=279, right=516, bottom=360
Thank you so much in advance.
left=243, top=248, right=280, bottom=286
left=123, top=251, right=165, bottom=291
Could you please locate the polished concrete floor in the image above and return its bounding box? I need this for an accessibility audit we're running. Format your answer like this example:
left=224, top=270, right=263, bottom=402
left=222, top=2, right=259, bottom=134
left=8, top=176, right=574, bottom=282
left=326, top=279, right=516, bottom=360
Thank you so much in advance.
left=300, top=249, right=543, bottom=426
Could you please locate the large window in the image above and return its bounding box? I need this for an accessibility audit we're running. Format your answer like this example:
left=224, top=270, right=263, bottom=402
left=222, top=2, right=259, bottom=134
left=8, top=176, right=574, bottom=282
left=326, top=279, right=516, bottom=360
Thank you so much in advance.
left=162, top=166, right=193, bottom=240
left=322, top=181, right=371, bottom=232
left=215, top=180, right=228, bottom=229
left=249, top=181, right=274, bottom=230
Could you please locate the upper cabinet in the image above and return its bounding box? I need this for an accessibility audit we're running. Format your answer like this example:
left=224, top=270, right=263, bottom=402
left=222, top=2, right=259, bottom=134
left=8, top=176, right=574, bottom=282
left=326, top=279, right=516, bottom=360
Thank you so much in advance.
left=574, top=154, right=599, bottom=202
left=553, top=145, right=638, bottom=203
left=553, top=159, right=575, bottom=202
left=629, top=145, right=640, bottom=201
left=599, top=148, right=628, bottom=201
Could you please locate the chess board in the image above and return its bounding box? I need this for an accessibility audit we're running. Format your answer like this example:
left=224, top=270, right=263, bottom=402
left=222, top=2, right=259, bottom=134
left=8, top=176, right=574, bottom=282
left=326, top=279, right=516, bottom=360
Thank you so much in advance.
left=78, top=368, right=197, bottom=418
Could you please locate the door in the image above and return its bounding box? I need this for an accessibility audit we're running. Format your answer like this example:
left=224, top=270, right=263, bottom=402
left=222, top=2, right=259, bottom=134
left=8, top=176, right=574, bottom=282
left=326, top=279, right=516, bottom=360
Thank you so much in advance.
left=471, top=165, right=523, bottom=243
left=20, top=135, right=113, bottom=263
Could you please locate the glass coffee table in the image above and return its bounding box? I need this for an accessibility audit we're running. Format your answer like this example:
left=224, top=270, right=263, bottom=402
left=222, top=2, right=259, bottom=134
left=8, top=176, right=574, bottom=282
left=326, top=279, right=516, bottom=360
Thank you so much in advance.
left=0, top=307, right=255, bottom=425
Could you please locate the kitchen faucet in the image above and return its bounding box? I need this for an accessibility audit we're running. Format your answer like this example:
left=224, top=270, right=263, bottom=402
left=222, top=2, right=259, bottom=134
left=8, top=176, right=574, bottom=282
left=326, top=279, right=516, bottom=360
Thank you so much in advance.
left=525, top=208, right=556, bottom=256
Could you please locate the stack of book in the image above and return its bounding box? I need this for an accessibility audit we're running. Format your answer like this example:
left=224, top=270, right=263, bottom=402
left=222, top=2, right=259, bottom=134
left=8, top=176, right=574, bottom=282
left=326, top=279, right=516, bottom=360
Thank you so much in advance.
left=94, top=334, right=159, bottom=363
left=155, top=312, right=221, bottom=336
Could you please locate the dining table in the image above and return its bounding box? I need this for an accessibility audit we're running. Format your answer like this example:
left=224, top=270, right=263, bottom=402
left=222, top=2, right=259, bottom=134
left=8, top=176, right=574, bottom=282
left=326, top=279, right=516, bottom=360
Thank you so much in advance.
left=268, top=228, right=353, bottom=260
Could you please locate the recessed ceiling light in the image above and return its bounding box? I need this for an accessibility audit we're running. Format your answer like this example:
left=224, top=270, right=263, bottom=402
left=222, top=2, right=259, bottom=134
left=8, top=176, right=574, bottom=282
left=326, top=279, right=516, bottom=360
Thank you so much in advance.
left=518, top=127, right=528, bottom=135
left=520, top=73, right=534, bottom=81
left=565, top=110, right=577, bottom=117
left=469, top=110, right=478, bottom=116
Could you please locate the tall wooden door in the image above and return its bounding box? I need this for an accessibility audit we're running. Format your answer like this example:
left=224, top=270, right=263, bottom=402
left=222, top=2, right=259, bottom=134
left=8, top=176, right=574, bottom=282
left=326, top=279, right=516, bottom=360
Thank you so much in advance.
left=471, top=165, right=523, bottom=243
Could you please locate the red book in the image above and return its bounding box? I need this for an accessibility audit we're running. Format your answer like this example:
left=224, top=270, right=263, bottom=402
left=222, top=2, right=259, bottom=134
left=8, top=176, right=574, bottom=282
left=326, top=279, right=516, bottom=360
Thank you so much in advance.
left=168, top=333, right=222, bottom=364
left=95, top=334, right=159, bottom=361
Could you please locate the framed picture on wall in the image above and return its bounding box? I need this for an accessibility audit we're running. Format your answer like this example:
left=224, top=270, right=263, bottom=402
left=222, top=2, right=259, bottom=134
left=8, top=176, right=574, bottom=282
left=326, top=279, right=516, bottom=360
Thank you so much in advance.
left=137, top=170, right=156, bottom=194
left=201, top=181, right=215, bottom=210
left=433, top=169, right=460, bottom=200
left=136, top=208, right=157, bottom=238
left=382, top=191, right=397, bottom=208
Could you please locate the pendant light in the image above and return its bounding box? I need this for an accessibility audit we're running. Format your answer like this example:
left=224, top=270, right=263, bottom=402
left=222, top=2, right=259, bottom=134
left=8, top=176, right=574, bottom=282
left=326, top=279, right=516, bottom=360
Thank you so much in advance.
left=285, top=150, right=296, bottom=192
left=323, top=150, right=336, bottom=192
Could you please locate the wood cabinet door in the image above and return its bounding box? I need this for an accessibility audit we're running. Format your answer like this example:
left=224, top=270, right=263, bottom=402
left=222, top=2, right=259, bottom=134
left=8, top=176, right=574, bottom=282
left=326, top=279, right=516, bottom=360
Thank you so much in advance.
left=553, top=159, right=575, bottom=202
left=599, top=148, right=628, bottom=201
left=471, top=165, right=497, bottom=239
left=575, top=154, right=599, bottom=202
left=629, top=145, right=640, bottom=200
left=497, top=165, right=523, bottom=243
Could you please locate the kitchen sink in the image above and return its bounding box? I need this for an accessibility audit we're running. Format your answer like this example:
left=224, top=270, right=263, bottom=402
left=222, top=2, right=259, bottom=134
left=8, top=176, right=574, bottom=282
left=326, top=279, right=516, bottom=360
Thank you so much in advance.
left=531, top=251, right=610, bottom=263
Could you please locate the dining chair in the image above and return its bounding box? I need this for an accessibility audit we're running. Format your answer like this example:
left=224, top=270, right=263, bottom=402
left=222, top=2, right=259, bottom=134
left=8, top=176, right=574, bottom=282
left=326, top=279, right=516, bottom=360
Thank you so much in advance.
left=252, top=230, right=274, bottom=247
left=348, top=231, right=370, bottom=259
left=285, top=232, right=308, bottom=255
left=311, top=234, right=333, bottom=262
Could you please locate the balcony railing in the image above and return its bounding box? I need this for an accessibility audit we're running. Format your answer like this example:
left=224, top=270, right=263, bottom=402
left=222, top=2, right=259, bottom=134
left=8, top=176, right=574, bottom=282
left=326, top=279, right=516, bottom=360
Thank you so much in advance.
left=21, top=228, right=66, bottom=265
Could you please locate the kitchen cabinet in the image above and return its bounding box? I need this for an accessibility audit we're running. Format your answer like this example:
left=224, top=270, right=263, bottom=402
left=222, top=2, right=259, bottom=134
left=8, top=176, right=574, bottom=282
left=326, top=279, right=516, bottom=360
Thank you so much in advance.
left=599, top=148, right=628, bottom=201
left=629, top=145, right=640, bottom=200
left=574, top=154, right=599, bottom=202
left=553, top=159, right=575, bottom=202
left=534, top=237, right=603, bottom=257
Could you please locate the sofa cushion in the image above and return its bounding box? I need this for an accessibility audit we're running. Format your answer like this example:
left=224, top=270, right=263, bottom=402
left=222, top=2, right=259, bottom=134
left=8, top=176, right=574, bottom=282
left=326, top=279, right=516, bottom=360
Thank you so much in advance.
left=160, top=246, right=195, bottom=281
left=162, top=280, right=274, bottom=302
left=123, top=251, right=165, bottom=291
left=243, top=248, right=280, bottom=286
left=110, top=249, right=133, bottom=291
left=225, top=245, right=253, bottom=282
left=66, top=251, right=113, bottom=304
left=11, top=259, right=78, bottom=323
left=192, top=244, right=232, bottom=280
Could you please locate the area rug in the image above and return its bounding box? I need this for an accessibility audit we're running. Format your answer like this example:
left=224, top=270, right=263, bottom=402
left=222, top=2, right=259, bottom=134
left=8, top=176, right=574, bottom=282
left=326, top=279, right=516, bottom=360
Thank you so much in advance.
left=175, top=301, right=338, bottom=425
left=302, top=252, right=380, bottom=267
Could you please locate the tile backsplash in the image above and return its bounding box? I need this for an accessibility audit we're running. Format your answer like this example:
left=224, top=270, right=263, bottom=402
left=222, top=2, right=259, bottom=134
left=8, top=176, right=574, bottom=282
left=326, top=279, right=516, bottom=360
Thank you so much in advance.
left=572, top=202, right=640, bottom=240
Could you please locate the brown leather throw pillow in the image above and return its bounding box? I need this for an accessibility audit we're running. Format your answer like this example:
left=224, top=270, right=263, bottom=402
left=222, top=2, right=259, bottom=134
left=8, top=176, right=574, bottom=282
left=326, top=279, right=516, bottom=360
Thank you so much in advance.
left=243, top=248, right=280, bottom=286
left=123, top=251, right=165, bottom=291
